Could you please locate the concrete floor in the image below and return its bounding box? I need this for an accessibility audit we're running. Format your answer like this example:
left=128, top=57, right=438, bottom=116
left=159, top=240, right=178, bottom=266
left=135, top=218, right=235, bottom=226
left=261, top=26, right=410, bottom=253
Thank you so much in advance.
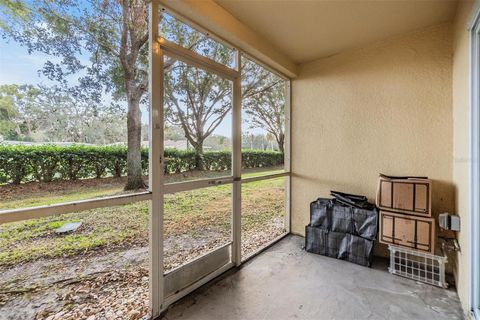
left=162, top=235, right=464, bottom=320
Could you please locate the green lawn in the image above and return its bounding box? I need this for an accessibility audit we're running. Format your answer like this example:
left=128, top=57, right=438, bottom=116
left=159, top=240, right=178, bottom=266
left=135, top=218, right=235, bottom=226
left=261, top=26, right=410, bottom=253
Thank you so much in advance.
left=0, top=187, right=124, bottom=210
left=0, top=170, right=286, bottom=269
left=0, top=168, right=284, bottom=210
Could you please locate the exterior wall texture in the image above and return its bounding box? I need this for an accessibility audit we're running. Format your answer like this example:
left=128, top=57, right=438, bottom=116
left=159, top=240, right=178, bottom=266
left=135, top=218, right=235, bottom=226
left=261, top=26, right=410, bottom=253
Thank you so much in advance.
left=291, top=23, right=454, bottom=256
left=452, top=0, right=475, bottom=314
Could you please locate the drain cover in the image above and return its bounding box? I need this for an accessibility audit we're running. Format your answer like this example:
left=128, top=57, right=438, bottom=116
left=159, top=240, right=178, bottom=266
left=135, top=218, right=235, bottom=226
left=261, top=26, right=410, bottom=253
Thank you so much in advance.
left=55, top=222, right=82, bottom=234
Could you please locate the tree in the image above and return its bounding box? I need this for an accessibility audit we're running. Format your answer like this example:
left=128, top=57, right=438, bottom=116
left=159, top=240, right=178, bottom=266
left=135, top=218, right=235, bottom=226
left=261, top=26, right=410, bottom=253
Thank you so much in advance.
left=242, top=58, right=286, bottom=153
left=0, top=84, right=127, bottom=144
left=204, top=134, right=230, bottom=151
left=0, top=84, right=41, bottom=140
left=0, top=1, right=285, bottom=181
left=164, top=125, right=186, bottom=142
left=0, top=0, right=149, bottom=189
left=164, top=59, right=232, bottom=169
left=0, top=86, right=19, bottom=139
left=161, top=14, right=235, bottom=169
left=33, top=86, right=128, bottom=144
left=243, top=81, right=285, bottom=153
left=162, top=15, right=286, bottom=168
left=241, top=57, right=286, bottom=153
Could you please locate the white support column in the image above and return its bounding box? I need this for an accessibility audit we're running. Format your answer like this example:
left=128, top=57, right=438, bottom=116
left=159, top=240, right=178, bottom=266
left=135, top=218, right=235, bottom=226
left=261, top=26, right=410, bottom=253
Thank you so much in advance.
left=232, top=51, right=242, bottom=266
left=149, top=1, right=165, bottom=317
left=284, top=80, right=292, bottom=233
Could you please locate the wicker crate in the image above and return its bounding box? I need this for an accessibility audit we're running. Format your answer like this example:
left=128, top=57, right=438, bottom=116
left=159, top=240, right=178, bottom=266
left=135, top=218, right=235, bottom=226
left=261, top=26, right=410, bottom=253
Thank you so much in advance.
left=388, top=245, right=448, bottom=288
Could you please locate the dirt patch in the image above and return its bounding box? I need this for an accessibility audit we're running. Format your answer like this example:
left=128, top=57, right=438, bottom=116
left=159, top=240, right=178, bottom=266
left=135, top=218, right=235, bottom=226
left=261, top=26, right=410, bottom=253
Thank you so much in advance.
left=0, top=219, right=284, bottom=320
left=1, top=267, right=150, bottom=320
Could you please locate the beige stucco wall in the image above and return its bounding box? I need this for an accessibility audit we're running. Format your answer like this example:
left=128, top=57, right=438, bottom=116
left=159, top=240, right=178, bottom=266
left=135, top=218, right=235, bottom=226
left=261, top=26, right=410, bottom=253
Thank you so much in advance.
left=291, top=23, right=454, bottom=252
left=452, top=0, right=475, bottom=314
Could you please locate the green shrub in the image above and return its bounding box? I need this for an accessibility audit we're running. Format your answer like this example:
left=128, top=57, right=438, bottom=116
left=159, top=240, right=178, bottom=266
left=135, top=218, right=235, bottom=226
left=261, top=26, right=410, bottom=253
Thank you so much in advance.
left=88, top=148, right=108, bottom=179
left=164, top=149, right=196, bottom=173
left=27, top=145, right=62, bottom=182
left=0, top=144, right=284, bottom=184
left=141, top=148, right=149, bottom=175
left=0, top=145, right=32, bottom=184
left=204, top=151, right=231, bottom=171
left=58, top=146, right=92, bottom=180
left=242, top=150, right=284, bottom=169
left=104, top=146, right=127, bottom=178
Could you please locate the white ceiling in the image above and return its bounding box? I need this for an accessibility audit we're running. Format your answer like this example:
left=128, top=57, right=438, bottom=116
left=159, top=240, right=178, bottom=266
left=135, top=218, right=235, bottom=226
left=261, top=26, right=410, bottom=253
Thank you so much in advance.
left=215, top=0, right=458, bottom=64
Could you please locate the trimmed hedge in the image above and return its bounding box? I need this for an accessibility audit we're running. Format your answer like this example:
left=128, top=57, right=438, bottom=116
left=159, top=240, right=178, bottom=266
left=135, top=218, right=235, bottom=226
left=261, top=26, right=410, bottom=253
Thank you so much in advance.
left=0, top=145, right=283, bottom=184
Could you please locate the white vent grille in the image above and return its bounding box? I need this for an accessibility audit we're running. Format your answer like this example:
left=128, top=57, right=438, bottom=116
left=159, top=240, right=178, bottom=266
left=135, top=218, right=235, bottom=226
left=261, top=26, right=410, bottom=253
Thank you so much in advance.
left=388, top=245, right=448, bottom=288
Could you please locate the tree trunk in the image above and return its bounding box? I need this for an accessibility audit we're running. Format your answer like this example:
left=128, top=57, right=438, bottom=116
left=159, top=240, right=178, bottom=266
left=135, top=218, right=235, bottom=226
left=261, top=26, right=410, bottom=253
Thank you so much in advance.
left=124, top=96, right=146, bottom=190
left=193, top=141, right=205, bottom=171
left=15, top=124, right=21, bottom=137
left=277, top=133, right=285, bottom=154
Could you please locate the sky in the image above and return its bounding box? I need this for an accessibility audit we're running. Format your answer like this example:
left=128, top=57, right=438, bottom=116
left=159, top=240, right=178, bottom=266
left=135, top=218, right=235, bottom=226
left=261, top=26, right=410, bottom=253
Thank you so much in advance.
left=0, top=34, right=265, bottom=139
left=0, top=39, right=54, bottom=86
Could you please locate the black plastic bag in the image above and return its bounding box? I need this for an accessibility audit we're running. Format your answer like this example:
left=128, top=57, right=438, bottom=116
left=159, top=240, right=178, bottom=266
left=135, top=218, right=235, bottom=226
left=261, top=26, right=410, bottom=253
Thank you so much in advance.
left=310, top=198, right=378, bottom=240
left=305, top=225, right=374, bottom=267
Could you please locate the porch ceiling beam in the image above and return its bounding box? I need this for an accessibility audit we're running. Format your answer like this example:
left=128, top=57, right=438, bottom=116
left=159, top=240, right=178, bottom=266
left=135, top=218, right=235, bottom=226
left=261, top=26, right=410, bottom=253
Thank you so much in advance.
left=158, top=0, right=298, bottom=78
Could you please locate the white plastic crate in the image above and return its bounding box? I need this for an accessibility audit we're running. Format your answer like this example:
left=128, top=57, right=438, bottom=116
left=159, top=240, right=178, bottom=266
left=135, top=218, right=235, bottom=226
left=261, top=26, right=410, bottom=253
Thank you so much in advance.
left=388, top=245, right=448, bottom=288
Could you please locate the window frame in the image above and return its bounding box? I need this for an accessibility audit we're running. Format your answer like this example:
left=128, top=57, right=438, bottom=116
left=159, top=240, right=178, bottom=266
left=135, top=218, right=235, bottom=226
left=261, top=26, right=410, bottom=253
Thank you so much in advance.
left=471, top=3, right=480, bottom=319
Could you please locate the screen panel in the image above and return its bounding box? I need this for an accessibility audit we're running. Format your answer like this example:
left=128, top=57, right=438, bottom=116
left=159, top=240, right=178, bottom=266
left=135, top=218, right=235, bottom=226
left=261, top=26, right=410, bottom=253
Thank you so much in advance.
left=163, top=56, right=233, bottom=184
left=241, top=177, right=287, bottom=260
left=0, top=201, right=150, bottom=318
left=163, top=184, right=232, bottom=273
left=159, top=10, right=236, bottom=69
left=241, top=56, right=286, bottom=178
